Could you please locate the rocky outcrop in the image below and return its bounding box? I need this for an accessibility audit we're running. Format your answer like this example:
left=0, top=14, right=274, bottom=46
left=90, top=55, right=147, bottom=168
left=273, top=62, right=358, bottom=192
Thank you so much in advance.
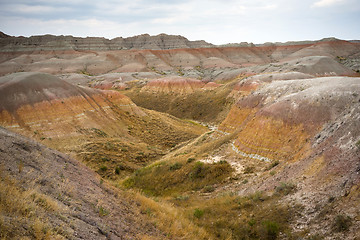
left=0, top=32, right=214, bottom=52
left=0, top=31, right=11, bottom=38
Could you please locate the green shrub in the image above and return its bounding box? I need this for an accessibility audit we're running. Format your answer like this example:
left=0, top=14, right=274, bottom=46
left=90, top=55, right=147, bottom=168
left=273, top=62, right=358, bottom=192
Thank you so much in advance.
left=203, top=185, right=215, bottom=193
left=169, top=162, right=182, bottom=171
left=275, top=182, right=296, bottom=195
left=99, top=165, right=108, bottom=172
left=91, top=128, right=107, bottom=137
left=191, top=162, right=205, bottom=178
left=193, top=208, right=204, bottom=219
left=187, top=157, right=195, bottom=163
left=98, top=206, right=109, bottom=217
left=115, top=165, right=126, bottom=175
left=250, top=191, right=266, bottom=202
left=262, top=220, right=280, bottom=240
left=174, top=195, right=189, bottom=201
left=105, top=142, right=115, bottom=150
left=243, top=166, right=254, bottom=174
left=248, top=218, right=256, bottom=227
left=267, top=160, right=279, bottom=170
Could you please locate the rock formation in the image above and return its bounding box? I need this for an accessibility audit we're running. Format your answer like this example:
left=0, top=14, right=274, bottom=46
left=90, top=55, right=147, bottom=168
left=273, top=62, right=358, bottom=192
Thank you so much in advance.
left=0, top=32, right=214, bottom=52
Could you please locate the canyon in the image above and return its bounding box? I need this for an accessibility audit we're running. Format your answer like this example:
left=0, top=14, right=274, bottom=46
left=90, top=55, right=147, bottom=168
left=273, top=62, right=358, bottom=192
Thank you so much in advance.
left=0, top=32, right=359, bottom=239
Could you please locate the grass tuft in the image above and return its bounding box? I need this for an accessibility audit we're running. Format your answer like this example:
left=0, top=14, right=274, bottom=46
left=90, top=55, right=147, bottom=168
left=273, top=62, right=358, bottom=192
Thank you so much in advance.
left=333, top=214, right=352, bottom=232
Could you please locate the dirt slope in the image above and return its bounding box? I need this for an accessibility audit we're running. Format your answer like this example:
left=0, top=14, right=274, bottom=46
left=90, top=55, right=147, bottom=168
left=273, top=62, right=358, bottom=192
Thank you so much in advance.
left=0, top=127, right=164, bottom=239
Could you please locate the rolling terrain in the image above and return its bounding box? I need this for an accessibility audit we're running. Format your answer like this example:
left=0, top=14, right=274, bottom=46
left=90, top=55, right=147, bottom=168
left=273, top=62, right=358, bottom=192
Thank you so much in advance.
left=0, top=32, right=359, bottom=239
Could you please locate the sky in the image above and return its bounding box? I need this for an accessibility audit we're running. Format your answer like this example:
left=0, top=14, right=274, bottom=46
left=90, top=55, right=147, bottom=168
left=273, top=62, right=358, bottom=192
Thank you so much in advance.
left=0, top=0, right=359, bottom=45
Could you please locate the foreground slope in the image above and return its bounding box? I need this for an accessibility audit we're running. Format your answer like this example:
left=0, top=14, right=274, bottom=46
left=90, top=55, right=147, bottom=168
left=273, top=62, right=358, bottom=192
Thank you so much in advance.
left=0, top=127, right=164, bottom=239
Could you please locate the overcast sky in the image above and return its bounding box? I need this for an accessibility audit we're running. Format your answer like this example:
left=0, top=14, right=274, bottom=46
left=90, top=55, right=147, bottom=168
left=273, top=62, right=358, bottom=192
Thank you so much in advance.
left=0, top=0, right=359, bottom=44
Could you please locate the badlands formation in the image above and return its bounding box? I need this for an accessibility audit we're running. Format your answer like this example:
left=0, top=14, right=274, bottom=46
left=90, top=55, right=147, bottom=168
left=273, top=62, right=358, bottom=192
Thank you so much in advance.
left=0, top=32, right=360, bottom=239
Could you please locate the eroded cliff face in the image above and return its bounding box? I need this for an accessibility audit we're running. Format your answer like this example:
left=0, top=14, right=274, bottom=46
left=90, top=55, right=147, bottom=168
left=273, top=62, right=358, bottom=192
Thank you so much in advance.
left=0, top=33, right=214, bottom=52
left=1, top=37, right=359, bottom=77
left=220, top=77, right=360, bottom=162
left=218, top=76, right=360, bottom=229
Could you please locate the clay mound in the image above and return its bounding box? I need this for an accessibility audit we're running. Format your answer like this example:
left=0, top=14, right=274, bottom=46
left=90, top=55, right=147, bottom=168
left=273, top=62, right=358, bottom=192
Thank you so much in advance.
left=0, top=51, right=118, bottom=76
left=246, top=56, right=357, bottom=76
left=0, top=72, right=142, bottom=138
left=58, top=72, right=161, bottom=88
left=0, top=127, right=164, bottom=239
left=286, top=56, right=356, bottom=76
left=116, top=62, right=148, bottom=72
left=143, top=76, right=206, bottom=94
left=245, top=71, right=314, bottom=82
left=92, top=80, right=128, bottom=90
left=231, top=72, right=315, bottom=95
left=88, top=73, right=130, bottom=90
left=285, top=40, right=360, bottom=60
left=201, top=56, right=238, bottom=69
left=0, top=72, right=98, bottom=112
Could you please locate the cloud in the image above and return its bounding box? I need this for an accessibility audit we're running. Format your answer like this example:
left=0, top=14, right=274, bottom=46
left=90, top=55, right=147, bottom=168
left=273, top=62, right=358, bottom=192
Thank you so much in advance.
left=0, top=0, right=359, bottom=44
left=312, top=0, right=346, bottom=7
left=6, top=4, right=70, bottom=13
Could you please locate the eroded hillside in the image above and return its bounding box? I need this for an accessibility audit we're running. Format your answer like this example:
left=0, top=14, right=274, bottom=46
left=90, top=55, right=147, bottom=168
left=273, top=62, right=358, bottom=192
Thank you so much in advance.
left=0, top=72, right=206, bottom=180
left=0, top=127, right=166, bottom=239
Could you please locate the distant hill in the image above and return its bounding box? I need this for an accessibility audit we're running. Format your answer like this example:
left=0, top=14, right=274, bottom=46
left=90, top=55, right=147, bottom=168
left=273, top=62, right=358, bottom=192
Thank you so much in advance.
left=0, top=32, right=214, bottom=51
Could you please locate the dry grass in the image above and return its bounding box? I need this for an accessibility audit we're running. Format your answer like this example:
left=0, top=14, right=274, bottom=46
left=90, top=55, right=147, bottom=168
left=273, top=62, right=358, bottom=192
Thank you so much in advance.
left=122, top=186, right=301, bottom=240
left=186, top=192, right=298, bottom=240
left=128, top=190, right=212, bottom=240
left=0, top=170, right=65, bottom=240
left=123, top=83, right=235, bottom=124
left=43, top=106, right=206, bottom=181
left=123, top=159, right=232, bottom=197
